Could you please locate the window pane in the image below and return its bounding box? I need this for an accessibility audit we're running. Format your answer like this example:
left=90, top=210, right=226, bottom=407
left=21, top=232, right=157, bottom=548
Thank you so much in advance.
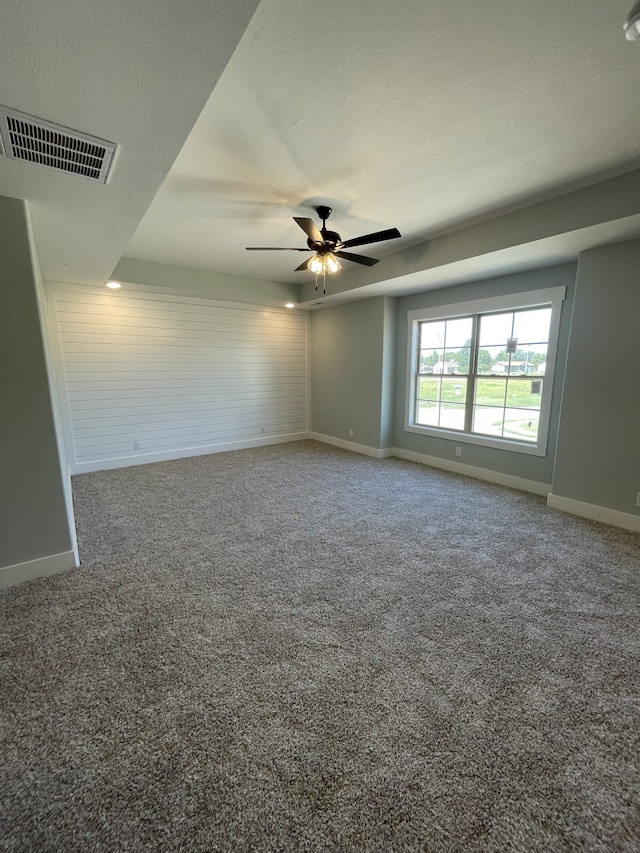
left=434, top=357, right=459, bottom=374
left=439, top=402, right=466, bottom=430
left=443, top=347, right=470, bottom=374
left=476, top=348, right=494, bottom=374
left=418, top=376, right=440, bottom=401
left=474, top=377, right=506, bottom=407
left=512, top=308, right=551, bottom=344
left=478, top=312, right=514, bottom=347
left=479, top=345, right=509, bottom=373
left=524, top=345, right=548, bottom=375
left=416, top=400, right=440, bottom=426
left=505, top=358, right=527, bottom=375
left=419, top=349, right=442, bottom=373
left=442, top=377, right=467, bottom=403
left=416, top=374, right=468, bottom=430
left=443, top=317, right=473, bottom=348
left=506, top=378, right=543, bottom=409
left=472, top=405, right=505, bottom=437
left=440, top=379, right=467, bottom=431
left=502, top=409, right=539, bottom=442
left=515, top=345, right=543, bottom=374
left=420, top=321, right=446, bottom=351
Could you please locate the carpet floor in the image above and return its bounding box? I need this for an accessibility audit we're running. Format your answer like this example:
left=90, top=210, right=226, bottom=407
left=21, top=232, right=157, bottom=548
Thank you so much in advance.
left=1, top=440, right=639, bottom=851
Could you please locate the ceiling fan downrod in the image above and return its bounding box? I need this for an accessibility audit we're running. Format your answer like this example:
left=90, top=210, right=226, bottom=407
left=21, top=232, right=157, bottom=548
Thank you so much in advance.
left=316, top=205, right=332, bottom=226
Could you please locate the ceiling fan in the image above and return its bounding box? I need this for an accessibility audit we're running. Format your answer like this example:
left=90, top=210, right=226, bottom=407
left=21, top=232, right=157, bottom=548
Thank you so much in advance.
left=246, top=206, right=401, bottom=289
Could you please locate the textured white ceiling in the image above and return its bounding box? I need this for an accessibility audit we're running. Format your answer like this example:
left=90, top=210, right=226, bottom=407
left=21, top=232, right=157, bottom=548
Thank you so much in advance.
left=1, top=0, right=640, bottom=294
left=125, top=0, right=640, bottom=284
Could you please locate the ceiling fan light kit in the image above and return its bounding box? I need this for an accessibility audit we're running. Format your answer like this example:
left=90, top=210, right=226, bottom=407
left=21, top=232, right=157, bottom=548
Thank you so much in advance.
left=246, top=205, right=401, bottom=294
left=308, top=252, right=341, bottom=276
left=624, top=0, right=640, bottom=39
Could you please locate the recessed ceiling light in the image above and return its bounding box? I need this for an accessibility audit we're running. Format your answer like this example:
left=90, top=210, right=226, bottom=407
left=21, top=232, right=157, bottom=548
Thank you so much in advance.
left=285, top=302, right=295, bottom=309
left=106, top=281, right=121, bottom=289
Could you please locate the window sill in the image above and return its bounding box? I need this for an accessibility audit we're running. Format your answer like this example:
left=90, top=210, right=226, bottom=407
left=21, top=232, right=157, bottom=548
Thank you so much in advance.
left=404, top=422, right=548, bottom=457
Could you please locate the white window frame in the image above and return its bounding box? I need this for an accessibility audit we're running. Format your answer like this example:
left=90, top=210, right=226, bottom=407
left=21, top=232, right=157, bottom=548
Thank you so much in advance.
left=405, top=286, right=566, bottom=456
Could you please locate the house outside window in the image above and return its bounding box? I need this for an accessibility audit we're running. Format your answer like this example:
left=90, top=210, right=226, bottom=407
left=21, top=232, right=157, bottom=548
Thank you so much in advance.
left=405, top=287, right=566, bottom=456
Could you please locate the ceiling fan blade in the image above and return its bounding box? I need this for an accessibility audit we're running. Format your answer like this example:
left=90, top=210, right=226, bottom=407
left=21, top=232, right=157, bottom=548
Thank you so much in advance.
left=339, top=227, right=401, bottom=250
left=245, top=247, right=310, bottom=251
left=294, top=258, right=312, bottom=271
left=293, top=217, right=323, bottom=245
left=335, top=251, right=379, bottom=267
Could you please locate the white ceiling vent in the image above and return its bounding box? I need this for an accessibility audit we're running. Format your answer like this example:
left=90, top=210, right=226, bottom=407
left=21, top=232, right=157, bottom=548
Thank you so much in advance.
left=0, top=106, right=116, bottom=183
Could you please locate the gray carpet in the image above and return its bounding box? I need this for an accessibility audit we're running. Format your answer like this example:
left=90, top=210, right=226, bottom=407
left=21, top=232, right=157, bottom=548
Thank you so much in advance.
left=1, top=440, right=639, bottom=852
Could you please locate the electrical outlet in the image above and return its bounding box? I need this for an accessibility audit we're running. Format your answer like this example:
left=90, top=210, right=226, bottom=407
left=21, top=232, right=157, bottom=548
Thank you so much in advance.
left=349, top=429, right=354, bottom=438
left=455, top=446, right=462, bottom=457
left=133, top=441, right=140, bottom=450
left=260, top=427, right=265, bottom=434
left=636, top=492, right=640, bottom=507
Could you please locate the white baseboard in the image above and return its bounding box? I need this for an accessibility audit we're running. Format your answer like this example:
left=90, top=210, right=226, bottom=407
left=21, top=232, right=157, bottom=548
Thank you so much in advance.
left=310, top=435, right=549, bottom=496
left=71, top=432, right=311, bottom=474
left=391, top=447, right=550, bottom=496
left=0, top=550, right=78, bottom=590
left=547, top=493, right=640, bottom=533
left=316, top=437, right=640, bottom=531
left=310, top=432, right=393, bottom=459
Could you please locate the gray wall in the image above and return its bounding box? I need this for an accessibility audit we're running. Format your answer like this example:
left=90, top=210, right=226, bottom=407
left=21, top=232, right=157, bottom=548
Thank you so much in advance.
left=0, top=196, right=73, bottom=570
left=392, top=264, right=577, bottom=485
left=309, top=246, right=640, bottom=518
left=380, top=297, right=397, bottom=449
left=310, top=297, right=393, bottom=449
left=552, top=239, right=640, bottom=515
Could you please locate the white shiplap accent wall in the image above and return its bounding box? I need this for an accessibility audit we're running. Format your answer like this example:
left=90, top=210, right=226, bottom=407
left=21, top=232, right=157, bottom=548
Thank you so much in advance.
left=47, top=283, right=308, bottom=473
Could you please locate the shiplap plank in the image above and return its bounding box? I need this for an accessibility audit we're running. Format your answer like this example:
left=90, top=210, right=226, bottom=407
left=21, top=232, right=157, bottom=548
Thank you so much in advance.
left=70, top=403, right=307, bottom=426
left=56, top=315, right=306, bottom=336
left=55, top=309, right=303, bottom=333
left=66, top=382, right=307, bottom=402
left=71, top=409, right=308, bottom=433
left=67, top=364, right=305, bottom=388
left=67, top=391, right=304, bottom=411
left=57, top=331, right=306, bottom=348
left=62, top=352, right=301, bottom=365
left=59, top=341, right=303, bottom=355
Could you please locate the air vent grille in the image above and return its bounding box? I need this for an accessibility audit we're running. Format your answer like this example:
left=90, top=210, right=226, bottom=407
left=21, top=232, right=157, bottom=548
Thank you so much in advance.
left=0, top=106, right=116, bottom=183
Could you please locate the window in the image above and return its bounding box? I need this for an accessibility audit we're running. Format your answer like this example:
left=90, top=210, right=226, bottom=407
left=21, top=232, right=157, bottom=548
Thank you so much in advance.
left=406, top=287, right=565, bottom=456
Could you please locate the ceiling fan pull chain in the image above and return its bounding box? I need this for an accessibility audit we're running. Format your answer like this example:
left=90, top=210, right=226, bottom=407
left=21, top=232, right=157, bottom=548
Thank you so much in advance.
left=314, top=270, right=326, bottom=294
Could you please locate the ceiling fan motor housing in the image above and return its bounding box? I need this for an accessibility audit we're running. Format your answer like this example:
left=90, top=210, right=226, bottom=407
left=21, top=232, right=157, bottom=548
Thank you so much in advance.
left=308, top=229, right=341, bottom=251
